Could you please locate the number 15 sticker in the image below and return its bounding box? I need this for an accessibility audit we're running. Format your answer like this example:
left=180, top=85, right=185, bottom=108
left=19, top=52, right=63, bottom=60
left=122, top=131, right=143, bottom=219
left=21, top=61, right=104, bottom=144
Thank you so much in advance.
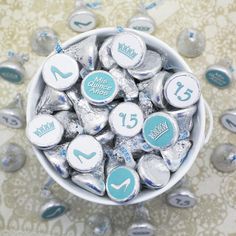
left=109, top=102, right=144, bottom=137
left=164, top=72, right=201, bottom=108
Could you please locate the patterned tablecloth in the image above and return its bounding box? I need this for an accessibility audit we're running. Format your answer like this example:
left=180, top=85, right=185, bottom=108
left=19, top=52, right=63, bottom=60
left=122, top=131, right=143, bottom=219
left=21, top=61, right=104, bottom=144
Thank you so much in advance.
left=0, top=0, right=236, bottom=235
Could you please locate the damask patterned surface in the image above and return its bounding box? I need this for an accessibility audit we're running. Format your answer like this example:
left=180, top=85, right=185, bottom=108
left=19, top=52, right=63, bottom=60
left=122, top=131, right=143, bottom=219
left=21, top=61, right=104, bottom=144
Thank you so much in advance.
left=0, top=0, right=236, bottom=235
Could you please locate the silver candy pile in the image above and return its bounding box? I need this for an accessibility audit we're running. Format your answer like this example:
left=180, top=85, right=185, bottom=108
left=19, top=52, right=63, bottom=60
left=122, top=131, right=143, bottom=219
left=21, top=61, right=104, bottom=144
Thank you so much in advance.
left=26, top=30, right=201, bottom=203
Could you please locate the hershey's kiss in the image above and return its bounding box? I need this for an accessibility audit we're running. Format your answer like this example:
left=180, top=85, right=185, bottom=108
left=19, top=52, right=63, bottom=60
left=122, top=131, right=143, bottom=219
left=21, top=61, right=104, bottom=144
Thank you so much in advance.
left=0, top=93, right=26, bottom=129
left=177, top=28, right=205, bottom=58
left=31, top=27, right=58, bottom=56
left=0, top=142, right=26, bottom=172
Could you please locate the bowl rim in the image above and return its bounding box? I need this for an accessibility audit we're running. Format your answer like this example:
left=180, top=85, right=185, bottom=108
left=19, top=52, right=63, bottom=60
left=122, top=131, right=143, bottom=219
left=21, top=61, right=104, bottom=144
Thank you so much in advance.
left=26, top=27, right=206, bottom=205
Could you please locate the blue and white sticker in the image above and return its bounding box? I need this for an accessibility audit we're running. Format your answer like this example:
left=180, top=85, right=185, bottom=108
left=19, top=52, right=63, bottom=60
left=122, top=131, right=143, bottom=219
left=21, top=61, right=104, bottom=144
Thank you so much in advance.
left=68, top=10, right=96, bottom=33
left=164, top=72, right=201, bottom=108
left=0, top=66, right=23, bottom=83
left=205, top=67, right=232, bottom=88
left=142, top=112, right=179, bottom=150
left=109, top=102, right=144, bottom=137
left=42, top=53, right=79, bottom=91
left=106, top=166, right=140, bottom=202
left=41, top=201, right=67, bottom=220
left=66, top=135, right=103, bottom=172
left=26, top=114, right=64, bottom=149
left=111, top=32, right=146, bottom=69
left=221, top=110, right=236, bottom=133
left=81, top=70, right=118, bottom=106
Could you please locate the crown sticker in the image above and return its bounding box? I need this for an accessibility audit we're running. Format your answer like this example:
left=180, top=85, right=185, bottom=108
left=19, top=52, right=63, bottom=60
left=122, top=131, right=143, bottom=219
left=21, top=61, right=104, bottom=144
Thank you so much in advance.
left=26, top=114, right=64, bottom=149
left=111, top=32, right=146, bottom=69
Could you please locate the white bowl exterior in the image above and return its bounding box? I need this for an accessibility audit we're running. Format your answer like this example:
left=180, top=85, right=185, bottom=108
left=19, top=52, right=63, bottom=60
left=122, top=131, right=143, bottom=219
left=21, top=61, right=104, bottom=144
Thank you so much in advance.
left=27, top=28, right=206, bottom=205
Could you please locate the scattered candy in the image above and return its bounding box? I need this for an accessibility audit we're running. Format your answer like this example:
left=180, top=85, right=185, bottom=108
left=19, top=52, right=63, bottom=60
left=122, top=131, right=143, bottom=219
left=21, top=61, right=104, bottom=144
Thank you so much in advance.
left=220, top=109, right=236, bottom=133
left=177, top=28, right=205, bottom=58
left=127, top=204, right=156, bottom=236
left=205, top=59, right=234, bottom=88
left=0, top=93, right=25, bottom=129
left=166, top=188, right=196, bottom=208
left=211, top=143, right=236, bottom=173
left=27, top=30, right=202, bottom=203
left=68, top=0, right=97, bottom=33
left=0, top=143, right=26, bottom=172
left=0, top=51, right=28, bottom=84
left=31, top=27, right=58, bottom=56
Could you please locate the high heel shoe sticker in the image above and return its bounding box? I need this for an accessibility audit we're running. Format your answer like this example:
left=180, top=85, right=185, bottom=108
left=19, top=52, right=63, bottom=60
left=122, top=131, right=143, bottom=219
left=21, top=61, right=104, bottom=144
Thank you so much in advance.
left=51, top=65, right=73, bottom=81
left=73, top=149, right=96, bottom=163
left=111, top=178, right=131, bottom=192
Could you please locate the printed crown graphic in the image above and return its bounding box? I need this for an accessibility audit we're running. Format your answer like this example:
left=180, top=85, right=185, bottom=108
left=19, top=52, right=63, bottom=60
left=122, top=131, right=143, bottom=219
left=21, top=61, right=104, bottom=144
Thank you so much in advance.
left=34, top=122, right=55, bottom=137
left=118, top=43, right=138, bottom=59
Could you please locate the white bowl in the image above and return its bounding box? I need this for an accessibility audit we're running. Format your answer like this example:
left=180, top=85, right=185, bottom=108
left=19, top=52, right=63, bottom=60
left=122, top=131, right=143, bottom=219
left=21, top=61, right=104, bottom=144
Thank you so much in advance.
left=27, top=27, right=206, bottom=205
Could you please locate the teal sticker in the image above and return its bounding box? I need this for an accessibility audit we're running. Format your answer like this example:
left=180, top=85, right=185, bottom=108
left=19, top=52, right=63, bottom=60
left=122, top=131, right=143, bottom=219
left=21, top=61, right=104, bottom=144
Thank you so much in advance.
left=206, top=69, right=230, bottom=88
left=107, top=167, right=136, bottom=201
left=82, top=71, right=117, bottom=104
left=143, top=113, right=176, bottom=149
left=0, top=67, right=22, bottom=83
left=41, top=205, right=66, bottom=220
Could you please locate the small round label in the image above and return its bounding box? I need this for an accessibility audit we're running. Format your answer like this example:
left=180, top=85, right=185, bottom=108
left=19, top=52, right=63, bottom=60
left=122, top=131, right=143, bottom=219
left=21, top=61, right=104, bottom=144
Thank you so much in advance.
left=106, top=166, right=139, bottom=202
left=0, top=67, right=23, bottom=83
left=42, top=54, right=79, bottom=91
left=128, top=225, right=155, bottom=236
left=81, top=70, right=118, bottom=105
left=0, top=113, right=23, bottom=128
left=205, top=69, right=231, bottom=88
left=111, top=32, right=146, bottom=69
left=68, top=11, right=96, bottom=32
left=41, top=204, right=66, bottom=220
left=128, top=17, right=155, bottom=34
left=221, top=111, right=236, bottom=133
left=167, top=191, right=196, bottom=208
left=66, top=135, right=103, bottom=172
left=164, top=72, right=200, bottom=108
left=143, top=112, right=179, bottom=150
left=109, top=102, right=144, bottom=137
left=26, top=114, right=64, bottom=148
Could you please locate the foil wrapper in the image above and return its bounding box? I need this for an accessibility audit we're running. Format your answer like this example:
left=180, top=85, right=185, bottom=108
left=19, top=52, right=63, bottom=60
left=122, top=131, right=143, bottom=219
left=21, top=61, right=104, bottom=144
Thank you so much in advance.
left=36, top=86, right=72, bottom=114
left=55, top=111, right=83, bottom=140
left=66, top=86, right=109, bottom=135
left=137, top=154, right=170, bottom=189
left=64, top=35, right=98, bottom=71
left=161, top=140, right=192, bottom=172
left=43, top=142, right=70, bottom=178
left=95, top=129, right=115, bottom=145
left=0, top=143, right=26, bottom=172
left=98, top=36, right=117, bottom=70
left=138, top=91, right=155, bottom=118
left=71, top=170, right=106, bottom=196
left=128, top=50, right=162, bottom=80
left=166, top=105, right=197, bottom=140
left=138, top=71, right=170, bottom=109
left=110, top=67, right=138, bottom=100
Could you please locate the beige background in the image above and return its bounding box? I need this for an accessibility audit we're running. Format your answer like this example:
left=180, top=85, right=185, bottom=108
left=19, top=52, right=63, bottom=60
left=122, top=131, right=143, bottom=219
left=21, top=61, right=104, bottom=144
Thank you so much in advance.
left=0, top=0, right=236, bottom=235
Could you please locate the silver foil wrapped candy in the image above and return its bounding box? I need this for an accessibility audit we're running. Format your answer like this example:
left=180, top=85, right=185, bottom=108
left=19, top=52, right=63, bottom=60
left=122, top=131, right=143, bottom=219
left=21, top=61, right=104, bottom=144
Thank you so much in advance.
left=43, top=142, right=70, bottom=178
left=36, top=86, right=72, bottom=114
left=64, top=35, right=98, bottom=71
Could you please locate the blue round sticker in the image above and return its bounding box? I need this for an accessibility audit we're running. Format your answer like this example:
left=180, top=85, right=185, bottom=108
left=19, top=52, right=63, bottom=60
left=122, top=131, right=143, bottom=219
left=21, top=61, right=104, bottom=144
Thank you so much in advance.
left=81, top=70, right=118, bottom=105
left=205, top=69, right=231, bottom=88
left=0, top=67, right=22, bottom=83
left=143, top=112, right=179, bottom=150
left=106, top=166, right=139, bottom=202
left=41, top=205, right=66, bottom=220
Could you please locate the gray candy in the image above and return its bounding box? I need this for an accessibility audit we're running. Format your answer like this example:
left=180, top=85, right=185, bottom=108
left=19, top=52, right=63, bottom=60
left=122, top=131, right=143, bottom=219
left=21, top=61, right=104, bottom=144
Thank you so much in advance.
left=66, top=86, right=109, bottom=135
left=64, top=35, right=98, bottom=71
left=98, top=36, right=117, bottom=70
left=43, top=142, right=70, bottom=178
left=36, top=86, right=72, bottom=114
left=110, top=67, right=139, bottom=100
left=161, top=140, right=192, bottom=172
left=55, top=111, right=83, bottom=140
